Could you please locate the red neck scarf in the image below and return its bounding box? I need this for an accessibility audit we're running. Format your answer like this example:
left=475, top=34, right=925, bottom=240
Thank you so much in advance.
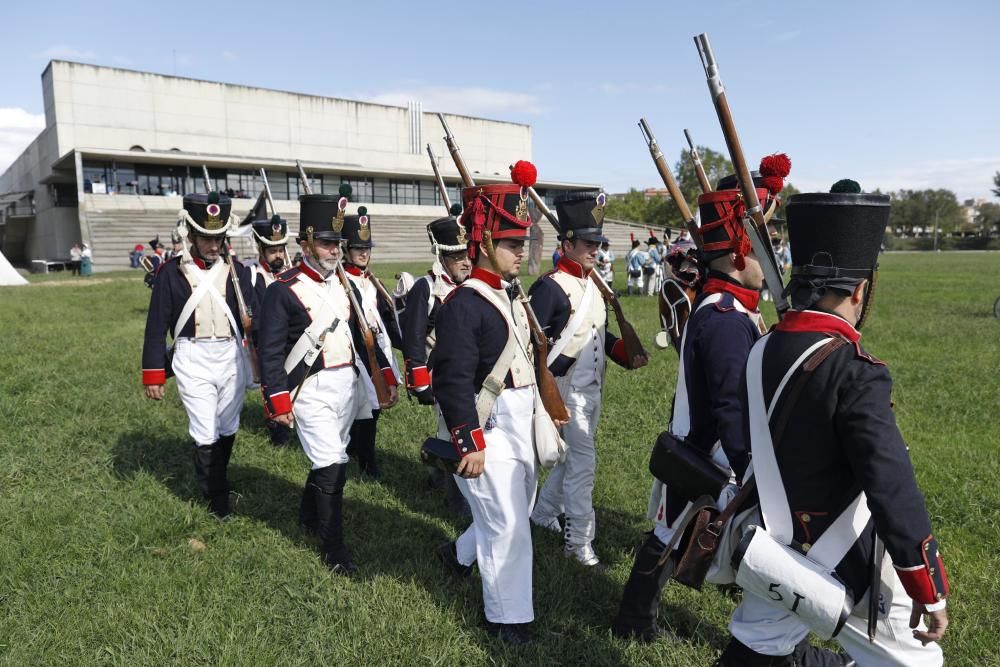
left=702, top=276, right=760, bottom=311
left=775, top=309, right=860, bottom=343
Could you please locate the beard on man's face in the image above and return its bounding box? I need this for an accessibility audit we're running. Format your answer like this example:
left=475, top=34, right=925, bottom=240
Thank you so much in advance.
left=267, top=257, right=285, bottom=273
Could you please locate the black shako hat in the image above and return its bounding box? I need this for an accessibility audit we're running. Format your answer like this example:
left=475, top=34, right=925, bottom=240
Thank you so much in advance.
left=252, top=215, right=289, bottom=247
left=428, top=203, right=468, bottom=253
left=342, top=205, right=374, bottom=249
left=786, top=185, right=889, bottom=281
left=555, top=191, right=609, bottom=243
left=181, top=192, right=233, bottom=237
left=298, top=184, right=352, bottom=242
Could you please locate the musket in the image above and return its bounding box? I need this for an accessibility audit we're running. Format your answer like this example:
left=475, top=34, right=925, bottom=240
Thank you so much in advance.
left=294, top=160, right=393, bottom=406
left=426, top=143, right=453, bottom=214
left=694, top=33, right=789, bottom=317
left=638, top=119, right=702, bottom=250
left=437, top=114, right=475, bottom=187
left=259, top=168, right=276, bottom=216
left=684, top=129, right=714, bottom=194
left=437, top=116, right=568, bottom=424
left=201, top=165, right=212, bottom=193
left=519, top=177, right=647, bottom=368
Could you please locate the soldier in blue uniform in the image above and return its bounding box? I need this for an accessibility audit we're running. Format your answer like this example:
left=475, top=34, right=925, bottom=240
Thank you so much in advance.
left=256, top=189, right=397, bottom=575
left=243, top=203, right=292, bottom=447
left=341, top=206, right=402, bottom=478
left=141, top=192, right=258, bottom=520
left=528, top=191, right=647, bottom=567
left=432, top=163, right=555, bottom=645
left=400, top=207, right=473, bottom=516
left=716, top=181, right=950, bottom=666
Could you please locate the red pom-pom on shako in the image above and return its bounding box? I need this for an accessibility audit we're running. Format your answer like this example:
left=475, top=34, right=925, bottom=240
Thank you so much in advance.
left=760, top=176, right=785, bottom=194
left=510, top=160, right=538, bottom=188
left=759, top=153, right=791, bottom=178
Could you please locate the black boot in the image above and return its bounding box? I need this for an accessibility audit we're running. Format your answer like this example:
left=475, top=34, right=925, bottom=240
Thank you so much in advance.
left=266, top=420, right=290, bottom=447
left=611, top=532, right=675, bottom=643
left=716, top=638, right=854, bottom=667
left=444, top=473, right=471, bottom=519
left=217, top=433, right=235, bottom=469
left=312, top=463, right=356, bottom=576
left=299, top=469, right=318, bottom=533
left=485, top=621, right=534, bottom=646
left=348, top=411, right=381, bottom=479
left=192, top=442, right=230, bottom=520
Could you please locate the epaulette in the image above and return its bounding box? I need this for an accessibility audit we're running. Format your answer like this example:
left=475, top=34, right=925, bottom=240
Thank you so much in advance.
left=853, top=342, right=887, bottom=367
left=276, top=267, right=301, bottom=284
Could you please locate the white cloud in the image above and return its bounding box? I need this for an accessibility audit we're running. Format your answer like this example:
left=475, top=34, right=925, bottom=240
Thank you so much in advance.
left=796, top=157, right=1000, bottom=201
left=222, top=51, right=238, bottom=62
left=360, top=86, right=545, bottom=116
left=36, top=45, right=98, bottom=60
left=0, top=108, right=45, bottom=173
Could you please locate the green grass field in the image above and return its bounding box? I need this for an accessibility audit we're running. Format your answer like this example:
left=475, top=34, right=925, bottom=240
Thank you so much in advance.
left=1, top=253, right=998, bottom=665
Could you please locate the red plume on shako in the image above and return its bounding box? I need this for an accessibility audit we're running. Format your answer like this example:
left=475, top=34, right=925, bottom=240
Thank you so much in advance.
left=758, top=153, right=792, bottom=195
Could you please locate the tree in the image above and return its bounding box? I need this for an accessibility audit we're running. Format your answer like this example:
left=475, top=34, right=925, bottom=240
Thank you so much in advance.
left=992, top=170, right=1000, bottom=198
left=888, top=189, right=964, bottom=237
left=976, top=202, right=1000, bottom=236
left=673, top=146, right=733, bottom=218
left=605, top=189, right=648, bottom=223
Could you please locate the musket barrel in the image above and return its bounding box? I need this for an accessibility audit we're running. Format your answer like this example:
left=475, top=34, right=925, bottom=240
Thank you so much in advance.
left=259, top=168, right=276, bottom=215
left=437, top=113, right=475, bottom=187
left=201, top=165, right=212, bottom=192
left=295, top=160, right=314, bottom=196
left=426, top=144, right=453, bottom=214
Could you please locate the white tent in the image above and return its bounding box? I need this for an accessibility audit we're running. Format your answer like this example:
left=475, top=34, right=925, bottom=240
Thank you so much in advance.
left=0, top=250, right=28, bottom=286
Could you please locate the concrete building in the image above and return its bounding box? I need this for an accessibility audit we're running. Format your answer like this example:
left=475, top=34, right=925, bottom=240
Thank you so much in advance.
left=1, top=61, right=601, bottom=270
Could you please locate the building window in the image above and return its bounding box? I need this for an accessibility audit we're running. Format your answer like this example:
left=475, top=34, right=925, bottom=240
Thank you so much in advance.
left=340, top=177, right=373, bottom=202
left=373, top=178, right=391, bottom=204
left=391, top=179, right=418, bottom=205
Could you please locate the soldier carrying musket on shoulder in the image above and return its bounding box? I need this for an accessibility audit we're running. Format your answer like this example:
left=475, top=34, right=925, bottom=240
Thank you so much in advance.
left=715, top=180, right=950, bottom=666
left=241, top=188, right=293, bottom=447
left=432, top=160, right=565, bottom=646
left=401, top=202, right=473, bottom=517
left=340, top=203, right=403, bottom=479
left=256, top=185, right=398, bottom=576
left=528, top=189, right=648, bottom=568
left=141, top=191, right=258, bottom=521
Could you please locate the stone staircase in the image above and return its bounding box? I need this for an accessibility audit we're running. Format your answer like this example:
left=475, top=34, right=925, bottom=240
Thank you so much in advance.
left=82, top=203, right=655, bottom=272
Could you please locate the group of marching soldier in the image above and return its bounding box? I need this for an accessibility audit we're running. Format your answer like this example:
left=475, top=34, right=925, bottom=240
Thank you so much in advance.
left=141, top=150, right=951, bottom=663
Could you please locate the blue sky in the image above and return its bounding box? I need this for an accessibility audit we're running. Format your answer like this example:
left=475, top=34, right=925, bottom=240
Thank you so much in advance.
left=2, top=0, right=997, bottom=201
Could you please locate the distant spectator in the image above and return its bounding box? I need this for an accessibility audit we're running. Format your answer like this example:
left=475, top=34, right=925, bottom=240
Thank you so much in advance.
left=552, top=245, right=562, bottom=268
left=70, top=244, right=83, bottom=275
left=81, top=243, right=93, bottom=277
left=597, top=241, right=615, bottom=287
left=129, top=244, right=144, bottom=269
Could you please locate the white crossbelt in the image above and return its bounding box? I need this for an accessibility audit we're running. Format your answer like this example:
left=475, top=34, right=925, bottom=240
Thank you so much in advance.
left=283, top=275, right=346, bottom=375
left=747, top=334, right=872, bottom=569
left=174, top=260, right=239, bottom=341
left=544, top=274, right=596, bottom=366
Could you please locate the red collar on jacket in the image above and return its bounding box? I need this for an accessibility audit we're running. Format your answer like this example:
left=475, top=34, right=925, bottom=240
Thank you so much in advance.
left=702, top=275, right=760, bottom=311
left=298, top=259, right=325, bottom=283
left=775, top=309, right=861, bottom=343
left=344, top=264, right=368, bottom=277
left=556, top=256, right=590, bottom=279
left=258, top=261, right=272, bottom=275
left=470, top=266, right=503, bottom=289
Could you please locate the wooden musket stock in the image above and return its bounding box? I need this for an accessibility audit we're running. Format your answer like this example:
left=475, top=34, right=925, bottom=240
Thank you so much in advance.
left=684, top=129, right=714, bottom=195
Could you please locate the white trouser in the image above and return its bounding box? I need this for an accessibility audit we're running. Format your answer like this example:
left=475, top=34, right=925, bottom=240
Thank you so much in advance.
left=532, top=383, right=602, bottom=543
left=172, top=338, right=245, bottom=446
left=627, top=272, right=643, bottom=290
left=728, top=521, right=943, bottom=665
left=454, top=385, right=538, bottom=624
left=645, top=270, right=659, bottom=296
left=293, top=366, right=364, bottom=469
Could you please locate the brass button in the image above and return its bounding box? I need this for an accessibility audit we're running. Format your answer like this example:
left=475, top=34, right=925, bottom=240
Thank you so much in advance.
left=802, top=542, right=812, bottom=552
left=801, top=513, right=811, bottom=523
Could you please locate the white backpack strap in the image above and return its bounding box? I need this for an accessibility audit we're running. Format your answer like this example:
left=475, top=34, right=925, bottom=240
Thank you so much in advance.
left=747, top=334, right=868, bottom=569
left=173, top=260, right=227, bottom=340
left=670, top=293, right=722, bottom=438
left=463, top=280, right=528, bottom=425
left=545, top=276, right=596, bottom=366
left=283, top=277, right=344, bottom=375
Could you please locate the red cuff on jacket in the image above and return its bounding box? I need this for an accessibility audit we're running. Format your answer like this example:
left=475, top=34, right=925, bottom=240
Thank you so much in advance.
left=381, top=367, right=399, bottom=387
left=610, top=339, right=630, bottom=367
left=895, top=535, right=949, bottom=604
left=450, top=424, right=486, bottom=458
left=267, top=391, right=291, bottom=418
left=142, top=369, right=166, bottom=385
left=406, top=364, right=431, bottom=389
